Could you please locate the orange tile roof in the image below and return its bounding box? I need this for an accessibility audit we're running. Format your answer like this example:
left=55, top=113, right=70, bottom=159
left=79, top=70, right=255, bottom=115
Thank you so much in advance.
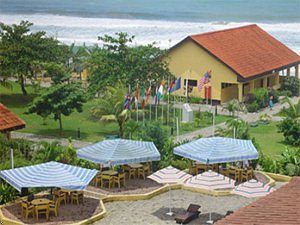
left=189, top=24, right=300, bottom=80
left=0, top=103, right=25, bottom=133
left=216, top=177, right=300, bottom=225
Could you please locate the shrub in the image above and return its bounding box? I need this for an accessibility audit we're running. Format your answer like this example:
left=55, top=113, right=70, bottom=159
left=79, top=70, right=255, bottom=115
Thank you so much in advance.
left=280, top=76, right=300, bottom=97
left=246, top=102, right=259, bottom=112
left=277, top=90, right=292, bottom=97
left=0, top=183, right=18, bottom=204
left=189, top=96, right=204, bottom=104
left=277, top=118, right=300, bottom=146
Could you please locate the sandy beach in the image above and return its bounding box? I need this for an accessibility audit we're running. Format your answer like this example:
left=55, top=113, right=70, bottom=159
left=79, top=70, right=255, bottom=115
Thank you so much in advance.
left=94, top=189, right=256, bottom=225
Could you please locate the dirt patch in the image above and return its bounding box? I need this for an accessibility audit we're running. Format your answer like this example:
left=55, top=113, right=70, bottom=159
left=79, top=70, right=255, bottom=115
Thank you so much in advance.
left=2, top=197, right=102, bottom=225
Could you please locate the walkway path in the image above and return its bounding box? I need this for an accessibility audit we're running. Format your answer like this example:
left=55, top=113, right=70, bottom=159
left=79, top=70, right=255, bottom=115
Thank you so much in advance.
left=11, top=132, right=92, bottom=149
left=175, top=96, right=299, bottom=142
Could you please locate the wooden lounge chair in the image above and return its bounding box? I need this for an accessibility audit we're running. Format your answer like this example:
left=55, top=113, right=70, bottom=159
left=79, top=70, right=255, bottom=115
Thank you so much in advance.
left=175, top=204, right=201, bottom=224
left=196, top=163, right=208, bottom=174
left=94, top=174, right=102, bottom=187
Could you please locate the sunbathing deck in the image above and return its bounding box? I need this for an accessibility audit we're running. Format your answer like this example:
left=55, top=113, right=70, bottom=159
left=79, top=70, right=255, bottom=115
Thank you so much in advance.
left=2, top=197, right=102, bottom=224
left=93, top=190, right=256, bottom=225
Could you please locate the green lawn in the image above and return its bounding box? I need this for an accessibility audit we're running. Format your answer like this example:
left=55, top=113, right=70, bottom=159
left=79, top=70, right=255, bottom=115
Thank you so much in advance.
left=249, top=122, right=295, bottom=159
left=0, top=82, right=228, bottom=142
left=0, top=83, right=118, bottom=142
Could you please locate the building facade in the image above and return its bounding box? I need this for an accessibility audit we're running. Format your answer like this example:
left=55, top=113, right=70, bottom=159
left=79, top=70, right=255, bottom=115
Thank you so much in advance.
left=166, top=24, right=300, bottom=103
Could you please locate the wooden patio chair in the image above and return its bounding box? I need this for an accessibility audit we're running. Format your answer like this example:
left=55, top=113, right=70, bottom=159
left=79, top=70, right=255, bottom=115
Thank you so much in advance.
left=196, top=164, right=208, bottom=174
left=71, top=191, right=84, bottom=205
left=35, top=204, right=50, bottom=221
left=114, top=172, right=126, bottom=188
left=128, top=168, right=136, bottom=180
left=55, top=191, right=67, bottom=206
left=94, top=174, right=102, bottom=187
left=101, top=174, right=114, bottom=189
left=175, top=204, right=201, bottom=224
left=241, top=168, right=253, bottom=182
left=21, top=201, right=34, bottom=220
left=228, top=167, right=237, bottom=180
left=49, top=199, right=59, bottom=217
left=143, top=163, right=151, bottom=175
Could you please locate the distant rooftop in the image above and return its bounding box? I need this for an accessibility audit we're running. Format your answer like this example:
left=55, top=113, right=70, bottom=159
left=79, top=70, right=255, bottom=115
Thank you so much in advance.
left=187, top=24, right=300, bottom=80
left=0, top=103, right=25, bottom=133
left=216, top=177, right=300, bottom=225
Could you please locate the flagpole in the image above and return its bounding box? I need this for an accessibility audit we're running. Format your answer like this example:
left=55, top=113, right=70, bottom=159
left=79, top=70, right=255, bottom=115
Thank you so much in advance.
left=167, top=76, right=170, bottom=126
left=129, top=84, right=131, bottom=120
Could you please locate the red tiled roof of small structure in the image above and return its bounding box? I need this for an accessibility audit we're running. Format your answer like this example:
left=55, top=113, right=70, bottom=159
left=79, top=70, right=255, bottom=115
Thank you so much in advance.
left=189, top=24, right=300, bottom=79
left=215, top=177, right=300, bottom=225
left=0, top=103, right=25, bottom=133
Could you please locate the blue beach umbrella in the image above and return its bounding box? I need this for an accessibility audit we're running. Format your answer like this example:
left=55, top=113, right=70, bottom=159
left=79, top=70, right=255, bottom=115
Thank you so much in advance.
left=0, top=161, right=98, bottom=192
left=174, top=137, right=258, bottom=164
left=77, top=139, right=161, bottom=166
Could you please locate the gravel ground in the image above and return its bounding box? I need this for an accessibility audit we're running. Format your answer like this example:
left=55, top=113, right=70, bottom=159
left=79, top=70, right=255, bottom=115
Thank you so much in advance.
left=94, top=190, right=256, bottom=225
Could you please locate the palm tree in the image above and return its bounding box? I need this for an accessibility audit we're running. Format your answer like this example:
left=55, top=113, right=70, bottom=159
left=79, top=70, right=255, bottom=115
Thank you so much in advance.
left=281, top=97, right=300, bottom=119
left=217, top=118, right=250, bottom=139
left=222, top=99, right=247, bottom=117
left=91, top=82, right=129, bottom=137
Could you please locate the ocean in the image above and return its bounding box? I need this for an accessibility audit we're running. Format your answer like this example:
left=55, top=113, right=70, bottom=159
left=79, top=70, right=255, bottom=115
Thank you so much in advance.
left=0, top=0, right=299, bottom=53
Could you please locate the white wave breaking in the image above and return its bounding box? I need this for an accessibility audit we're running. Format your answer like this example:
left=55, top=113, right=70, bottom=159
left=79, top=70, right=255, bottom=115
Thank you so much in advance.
left=0, top=13, right=299, bottom=53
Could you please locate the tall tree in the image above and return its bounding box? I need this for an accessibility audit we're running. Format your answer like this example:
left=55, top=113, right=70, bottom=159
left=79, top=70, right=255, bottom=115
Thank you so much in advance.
left=88, top=32, right=172, bottom=94
left=28, top=82, right=86, bottom=135
left=0, top=21, right=69, bottom=95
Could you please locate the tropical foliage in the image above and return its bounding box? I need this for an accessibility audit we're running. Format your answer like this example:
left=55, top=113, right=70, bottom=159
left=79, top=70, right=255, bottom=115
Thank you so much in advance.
left=280, top=76, right=300, bottom=97
left=0, top=21, right=69, bottom=95
left=222, top=99, right=247, bottom=117
left=244, top=88, right=279, bottom=112
left=91, top=82, right=129, bottom=137
left=28, top=83, right=86, bottom=135
left=259, top=148, right=300, bottom=176
left=277, top=98, right=300, bottom=146
left=88, top=32, right=172, bottom=94
left=217, top=118, right=250, bottom=139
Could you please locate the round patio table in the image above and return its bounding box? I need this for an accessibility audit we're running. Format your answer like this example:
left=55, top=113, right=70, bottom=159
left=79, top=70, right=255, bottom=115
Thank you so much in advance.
left=101, top=170, right=118, bottom=176
left=31, top=198, right=51, bottom=206
left=128, top=163, right=143, bottom=169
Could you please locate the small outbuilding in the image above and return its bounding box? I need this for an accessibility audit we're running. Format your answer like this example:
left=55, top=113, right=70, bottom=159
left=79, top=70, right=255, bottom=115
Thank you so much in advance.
left=0, top=103, right=25, bottom=139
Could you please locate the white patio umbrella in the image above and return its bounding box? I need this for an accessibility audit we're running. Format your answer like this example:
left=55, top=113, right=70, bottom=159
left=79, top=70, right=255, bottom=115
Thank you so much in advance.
left=184, top=170, right=235, bottom=190
left=232, top=179, right=275, bottom=198
left=148, top=166, right=192, bottom=216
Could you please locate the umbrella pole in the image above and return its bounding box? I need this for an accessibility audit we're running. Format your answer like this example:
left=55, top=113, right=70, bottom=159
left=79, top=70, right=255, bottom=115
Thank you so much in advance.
left=166, top=184, right=173, bottom=216
left=206, top=212, right=214, bottom=224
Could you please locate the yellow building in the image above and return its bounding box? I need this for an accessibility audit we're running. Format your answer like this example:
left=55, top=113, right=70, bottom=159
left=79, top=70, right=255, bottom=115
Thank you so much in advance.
left=166, top=24, right=300, bottom=103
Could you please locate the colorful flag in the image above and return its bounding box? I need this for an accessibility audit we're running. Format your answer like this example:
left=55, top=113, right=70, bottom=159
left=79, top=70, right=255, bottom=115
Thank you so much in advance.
left=135, top=83, right=139, bottom=101
left=154, top=86, right=158, bottom=105
left=156, top=80, right=165, bottom=104
left=146, top=86, right=151, bottom=103
left=167, top=80, right=175, bottom=94
left=170, top=77, right=181, bottom=93
left=198, top=70, right=211, bottom=91
left=141, top=89, right=146, bottom=109
left=123, top=91, right=131, bottom=110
